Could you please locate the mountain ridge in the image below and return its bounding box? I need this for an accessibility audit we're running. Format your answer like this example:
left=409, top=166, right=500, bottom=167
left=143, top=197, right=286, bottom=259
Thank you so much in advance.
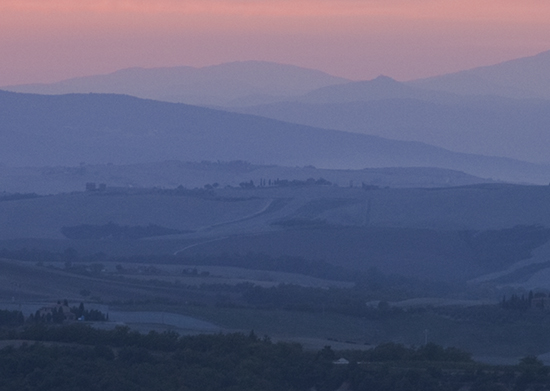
left=2, top=61, right=350, bottom=107
left=409, top=49, right=550, bottom=98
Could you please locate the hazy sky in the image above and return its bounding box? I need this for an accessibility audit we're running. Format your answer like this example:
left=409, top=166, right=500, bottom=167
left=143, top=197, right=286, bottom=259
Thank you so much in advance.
left=1, top=0, right=550, bottom=85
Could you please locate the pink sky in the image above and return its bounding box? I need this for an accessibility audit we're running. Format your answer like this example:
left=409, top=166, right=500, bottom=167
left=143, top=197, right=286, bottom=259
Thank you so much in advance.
left=1, top=0, right=550, bottom=85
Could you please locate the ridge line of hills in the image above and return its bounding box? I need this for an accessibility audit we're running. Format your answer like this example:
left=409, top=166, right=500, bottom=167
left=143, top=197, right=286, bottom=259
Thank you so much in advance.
left=4, top=50, right=550, bottom=103
left=4, top=51, right=550, bottom=165
left=1, top=89, right=549, bottom=185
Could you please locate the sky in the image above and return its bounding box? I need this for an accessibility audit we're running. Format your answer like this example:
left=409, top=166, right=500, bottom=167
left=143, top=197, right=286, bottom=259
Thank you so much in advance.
left=1, top=0, right=550, bottom=85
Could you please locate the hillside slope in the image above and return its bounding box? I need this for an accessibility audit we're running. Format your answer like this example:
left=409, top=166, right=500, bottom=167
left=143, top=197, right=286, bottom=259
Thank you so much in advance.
left=0, top=90, right=548, bottom=184
left=3, top=184, right=550, bottom=284
left=231, top=96, right=550, bottom=165
left=409, top=50, right=550, bottom=99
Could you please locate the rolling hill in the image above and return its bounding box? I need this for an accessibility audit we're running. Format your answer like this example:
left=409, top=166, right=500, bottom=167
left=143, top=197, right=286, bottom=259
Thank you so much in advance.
left=295, top=75, right=460, bottom=104
left=220, top=51, right=550, bottom=165
left=6, top=52, right=550, bottom=166
left=3, top=183, right=550, bottom=284
left=231, top=93, right=550, bottom=165
left=409, top=50, right=550, bottom=99
left=0, top=90, right=549, bottom=184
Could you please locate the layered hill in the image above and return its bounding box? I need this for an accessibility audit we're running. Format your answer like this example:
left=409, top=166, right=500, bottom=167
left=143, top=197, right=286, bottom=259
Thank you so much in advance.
left=3, top=183, right=550, bottom=285
left=1, top=61, right=349, bottom=107
left=222, top=51, right=550, bottom=165
left=230, top=70, right=550, bottom=165
left=409, top=50, right=550, bottom=99
left=0, top=90, right=548, bottom=184
left=6, top=53, right=550, bottom=166
left=296, top=75, right=459, bottom=104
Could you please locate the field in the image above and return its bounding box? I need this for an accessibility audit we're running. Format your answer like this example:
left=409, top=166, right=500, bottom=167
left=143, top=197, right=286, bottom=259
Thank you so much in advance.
left=2, top=252, right=550, bottom=362
left=3, top=182, right=550, bottom=364
left=3, top=183, right=550, bottom=285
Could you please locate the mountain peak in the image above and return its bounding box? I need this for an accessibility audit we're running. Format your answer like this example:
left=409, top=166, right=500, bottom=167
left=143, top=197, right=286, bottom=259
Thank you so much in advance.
left=372, top=75, right=397, bottom=83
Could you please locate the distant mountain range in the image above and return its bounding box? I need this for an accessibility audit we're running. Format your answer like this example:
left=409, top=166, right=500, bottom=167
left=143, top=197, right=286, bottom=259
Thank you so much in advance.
left=409, top=50, right=550, bottom=99
left=1, top=61, right=350, bottom=107
left=297, top=75, right=460, bottom=104
left=0, top=90, right=548, bottom=184
left=3, top=51, right=550, bottom=182
left=230, top=80, right=550, bottom=165
left=4, top=51, right=550, bottom=166
left=225, top=52, right=550, bottom=165
left=4, top=51, right=550, bottom=104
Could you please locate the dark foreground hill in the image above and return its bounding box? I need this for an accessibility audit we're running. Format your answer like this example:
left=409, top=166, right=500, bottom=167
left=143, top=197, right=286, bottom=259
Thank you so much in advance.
left=0, top=322, right=535, bottom=391
left=0, top=90, right=548, bottom=184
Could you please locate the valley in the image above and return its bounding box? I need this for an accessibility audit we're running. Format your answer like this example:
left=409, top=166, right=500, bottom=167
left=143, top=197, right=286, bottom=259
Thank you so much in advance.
left=3, top=179, right=550, bottom=362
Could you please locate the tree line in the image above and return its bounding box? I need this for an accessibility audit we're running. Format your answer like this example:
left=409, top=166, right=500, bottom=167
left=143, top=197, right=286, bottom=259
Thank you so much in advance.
left=0, top=322, right=548, bottom=390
